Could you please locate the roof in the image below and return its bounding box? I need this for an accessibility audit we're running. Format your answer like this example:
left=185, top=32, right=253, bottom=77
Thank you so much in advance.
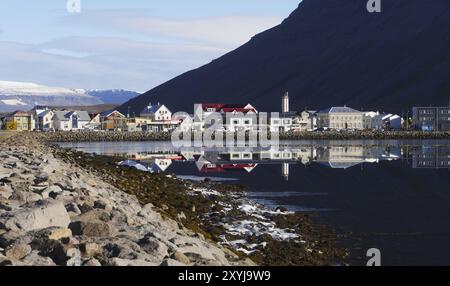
left=10, top=110, right=31, bottom=117
left=100, top=110, right=125, bottom=118
left=38, top=110, right=53, bottom=118
left=140, top=103, right=169, bottom=116
left=318, top=106, right=361, bottom=114
left=201, top=103, right=257, bottom=114
left=53, top=110, right=91, bottom=121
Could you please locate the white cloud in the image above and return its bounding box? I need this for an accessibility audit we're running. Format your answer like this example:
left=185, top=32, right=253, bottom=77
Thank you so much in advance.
left=0, top=37, right=225, bottom=91
left=62, top=10, right=281, bottom=48
left=0, top=10, right=284, bottom=91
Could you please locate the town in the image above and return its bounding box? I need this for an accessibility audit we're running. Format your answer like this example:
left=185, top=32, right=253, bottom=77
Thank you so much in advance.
left=1, top=93, right=450, bottom=133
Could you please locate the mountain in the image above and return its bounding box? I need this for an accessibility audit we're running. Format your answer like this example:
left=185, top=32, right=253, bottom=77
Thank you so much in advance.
left=119, top=0, right=450, bottom=115
left=0, top=81, right=102, bottom=112
left=86, top=89, right=141, bottom=105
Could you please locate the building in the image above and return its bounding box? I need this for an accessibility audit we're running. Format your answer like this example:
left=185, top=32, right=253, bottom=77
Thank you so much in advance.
left=100, top=110, right=127, bottom=131
left=316, top=106, right=364, bottom=130
left=4, top=111, right=35, bottom=131
left=291, top=110, right=317, bottom=131
left=412, top=106, right=450, bottom=131
left=52, top=110, right=91, bottom=131
left=36, top=110, right=55, bottom=131
left=197, top=103, right=258, bottom=131
left=382, top=114, right=403, bottom=130
left=364, top=112, right=383, bottom=130
left=140, top=103, right=172, bottom=122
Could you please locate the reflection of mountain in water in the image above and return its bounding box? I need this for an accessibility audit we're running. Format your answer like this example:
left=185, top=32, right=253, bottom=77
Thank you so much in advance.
left=117, top=144, right=450, bottom=180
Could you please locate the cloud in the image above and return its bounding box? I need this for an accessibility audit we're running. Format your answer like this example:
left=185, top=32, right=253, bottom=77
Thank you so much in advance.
left=0, top=37, right=225, bottom=91
left=0, top=10, right=284, bottom=92
left=62, top=10, right=281, bottom=48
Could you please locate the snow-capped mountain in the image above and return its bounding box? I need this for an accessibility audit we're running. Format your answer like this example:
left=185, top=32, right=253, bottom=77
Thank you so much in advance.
left=0, top=81, right=141, bottom=112
left=0, top=80, right=102, bottom=112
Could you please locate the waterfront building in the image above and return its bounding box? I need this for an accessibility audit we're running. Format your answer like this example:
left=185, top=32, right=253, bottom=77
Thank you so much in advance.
left=100, top=110, right=128, bottom=131
left=412, top=105, right=450, bottom=131
left=363, top=112, right=384, bottom=130
left=52, top=110, right=91, bottom=131
left=140, top=103, right=172, bottom=122
left=316, top=106, right=364, bottom=130
left=36, top=109, right=55, bottom=131
left=382, top=114, right=403, bottom=130
left=4, top=111, right=35, bottom=131
left=197, top=103, right=258, bottom=131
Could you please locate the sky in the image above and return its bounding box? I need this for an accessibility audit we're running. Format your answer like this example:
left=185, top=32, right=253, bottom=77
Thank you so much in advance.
left=0, top=0, right=300, bottom=92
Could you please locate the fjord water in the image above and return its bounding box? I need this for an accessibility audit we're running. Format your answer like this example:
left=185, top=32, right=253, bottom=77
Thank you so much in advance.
left=59, top=140, right=450, bottom=266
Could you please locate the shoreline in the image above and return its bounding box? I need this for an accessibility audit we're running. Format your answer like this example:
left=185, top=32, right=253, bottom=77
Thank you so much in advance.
left=36, top=130, right=450, bottom=143
left=0, top=133, right=347, bottom=266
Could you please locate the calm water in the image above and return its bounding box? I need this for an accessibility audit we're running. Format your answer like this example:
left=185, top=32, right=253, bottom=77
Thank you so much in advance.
left=58, top=140, right=450, bottom=266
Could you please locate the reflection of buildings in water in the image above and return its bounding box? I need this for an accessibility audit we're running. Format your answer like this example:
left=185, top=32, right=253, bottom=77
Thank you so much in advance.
left=411, top=146, right=450, bottom=169
left=122, top=145, right=405, bottom=176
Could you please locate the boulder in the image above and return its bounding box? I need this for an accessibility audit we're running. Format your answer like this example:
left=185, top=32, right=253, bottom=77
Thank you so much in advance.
left=0, top=200, right=70, bottom=232
left=82, top=258, right=102, bottom=266
left=80, top=242, right=102, bottom=257
left=69, top=220, right=115, bottom=238
left=160, top=258, right=187, bottom=266
left=21, top=251, right=56, bottom=266
left=171, top=251, right=191, bottom=265
left=4, top=243, right=32, bottom=260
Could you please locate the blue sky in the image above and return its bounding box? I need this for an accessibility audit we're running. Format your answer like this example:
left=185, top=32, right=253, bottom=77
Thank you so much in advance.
left=0, top=0, right=300, bottom=91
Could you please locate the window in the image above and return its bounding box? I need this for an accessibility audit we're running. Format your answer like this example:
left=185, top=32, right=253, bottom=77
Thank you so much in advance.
left=244, top=120, right=250, bottom=125
left=232, top=154, right=240, bottom=159
left=233, top=120, right=239, bottom=124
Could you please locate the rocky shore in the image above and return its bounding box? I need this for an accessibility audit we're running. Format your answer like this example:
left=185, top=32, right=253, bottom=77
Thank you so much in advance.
left=0, top=132, right=347, bottom=266
left=41, top=130, right=450, bottom=143
left=0, top=133, right=256, bottom=266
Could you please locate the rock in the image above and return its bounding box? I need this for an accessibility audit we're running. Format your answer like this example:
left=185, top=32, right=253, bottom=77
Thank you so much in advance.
left=0, top=185, right=13, bottom=200
left=48, top=228, right=72, bottom=241
left=160, top=258, right=187, bottom=266
left=110, top=257, right=157, bottom=266
left=93, top=200, right=112, bottom=212
left=37, top=239, right=67, bottom=265
left=82, top=258, right=101, bottom=266
left=0, top=254, right=13, bottom=266
left=22, top=251, right=56, bottom=266
left=80, top=242, right=102, bottom=257
left=0, top=200, right=70, bottom=232
left=66, top=248, right=82, bottom=266
left=171, top=251, right=191, bottom=265
left=79, top=203, right=94, bottom=214
left=69, top=220, right=115, bottom=238
left=138, top=235, right=169, bottom=260
left=66, top=256, right=82, bottom=266
left=5, top=243, right=32, bottom=260
left=65, top=203, right=81, bottom=217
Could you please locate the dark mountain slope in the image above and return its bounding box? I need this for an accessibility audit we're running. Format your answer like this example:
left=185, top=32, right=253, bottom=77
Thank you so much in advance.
left=119, top=0, right=450, bottom=114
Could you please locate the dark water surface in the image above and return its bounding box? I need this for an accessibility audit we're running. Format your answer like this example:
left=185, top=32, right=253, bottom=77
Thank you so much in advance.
left=58, top=140, right=450, bottom=266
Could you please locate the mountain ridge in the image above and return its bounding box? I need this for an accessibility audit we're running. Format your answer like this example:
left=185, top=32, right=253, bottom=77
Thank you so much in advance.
left=118, top=0, right=450, bottom=115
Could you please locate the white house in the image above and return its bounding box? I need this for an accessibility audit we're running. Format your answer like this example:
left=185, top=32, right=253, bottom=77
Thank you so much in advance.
left=316, top=106, right=364, bottom=130
left=140, top=103, right=172, bottom=122
left=364, top=112, right=384, bottom=130
left=37, top=110, right=55, bottom=131
left=52, top=110, right=91, bottom=131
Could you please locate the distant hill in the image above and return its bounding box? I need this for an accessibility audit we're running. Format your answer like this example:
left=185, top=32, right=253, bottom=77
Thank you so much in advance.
left=86, top=89, right=141, bottom=105
left=0, top=81, right=140, bottom=112
left=119, top=0, right=450, bottom=115
left=0, top=81, right=101, bottom=112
